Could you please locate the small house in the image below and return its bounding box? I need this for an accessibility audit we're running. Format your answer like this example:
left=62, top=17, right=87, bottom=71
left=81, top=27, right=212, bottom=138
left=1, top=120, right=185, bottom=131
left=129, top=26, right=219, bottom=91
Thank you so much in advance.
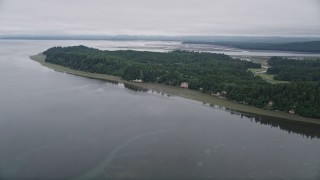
left=180, top=82, right=189, bottom=88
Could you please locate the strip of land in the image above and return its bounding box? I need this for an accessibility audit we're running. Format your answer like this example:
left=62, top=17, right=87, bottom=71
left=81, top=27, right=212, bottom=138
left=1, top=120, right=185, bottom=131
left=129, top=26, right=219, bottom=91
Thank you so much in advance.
left=30, top=54, right=320, bottom=125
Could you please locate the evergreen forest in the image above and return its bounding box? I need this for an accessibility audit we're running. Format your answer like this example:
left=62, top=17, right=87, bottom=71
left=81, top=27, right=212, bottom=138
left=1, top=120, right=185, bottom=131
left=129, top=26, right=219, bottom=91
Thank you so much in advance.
left=43, top=46, right=320, bottom=118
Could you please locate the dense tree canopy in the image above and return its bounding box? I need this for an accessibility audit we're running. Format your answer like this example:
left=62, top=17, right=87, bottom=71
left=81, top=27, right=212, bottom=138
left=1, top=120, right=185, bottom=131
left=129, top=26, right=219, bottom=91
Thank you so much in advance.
left=267, top=57, right=320, bottom=81
left=43, top=46, right=320, bottom=118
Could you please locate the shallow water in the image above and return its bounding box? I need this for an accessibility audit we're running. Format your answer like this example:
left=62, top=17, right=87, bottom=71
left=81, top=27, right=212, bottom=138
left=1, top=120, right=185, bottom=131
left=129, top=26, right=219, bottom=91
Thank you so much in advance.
left=0, top=40, right=320, bottom=179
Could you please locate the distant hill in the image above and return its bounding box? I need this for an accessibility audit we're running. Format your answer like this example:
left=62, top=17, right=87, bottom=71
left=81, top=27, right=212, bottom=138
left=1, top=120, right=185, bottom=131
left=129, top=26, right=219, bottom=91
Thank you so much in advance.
left=2, top=34, right=320, bottom=44
left=183, top=41, right=320, bottom=53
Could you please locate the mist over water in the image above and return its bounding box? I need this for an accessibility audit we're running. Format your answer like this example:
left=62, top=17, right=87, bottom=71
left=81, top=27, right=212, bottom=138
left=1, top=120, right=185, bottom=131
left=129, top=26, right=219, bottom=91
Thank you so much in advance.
left=0, top=40, right=320, bottom=179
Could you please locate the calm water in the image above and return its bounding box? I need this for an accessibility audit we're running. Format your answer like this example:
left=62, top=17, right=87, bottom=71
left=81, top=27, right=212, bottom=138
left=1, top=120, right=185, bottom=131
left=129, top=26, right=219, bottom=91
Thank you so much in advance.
left=0, top=40, right=320, bottom=179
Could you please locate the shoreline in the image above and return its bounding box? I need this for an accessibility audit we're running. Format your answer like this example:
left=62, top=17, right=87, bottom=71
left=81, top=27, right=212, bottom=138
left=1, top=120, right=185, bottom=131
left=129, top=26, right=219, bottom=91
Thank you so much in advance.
left=30, top=54, right=320, bottom=125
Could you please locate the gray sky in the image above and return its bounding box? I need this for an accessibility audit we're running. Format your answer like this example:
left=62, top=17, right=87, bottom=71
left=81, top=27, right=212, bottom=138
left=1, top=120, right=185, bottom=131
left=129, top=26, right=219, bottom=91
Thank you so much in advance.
left=0, top=0, right=319, bottom=36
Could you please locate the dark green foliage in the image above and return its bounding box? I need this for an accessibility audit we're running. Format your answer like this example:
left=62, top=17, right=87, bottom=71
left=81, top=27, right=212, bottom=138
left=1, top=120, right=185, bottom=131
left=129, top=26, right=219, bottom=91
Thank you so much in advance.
left=267, top=57, right=320, bottom=81
left=43, top=46, right=320, bottom=118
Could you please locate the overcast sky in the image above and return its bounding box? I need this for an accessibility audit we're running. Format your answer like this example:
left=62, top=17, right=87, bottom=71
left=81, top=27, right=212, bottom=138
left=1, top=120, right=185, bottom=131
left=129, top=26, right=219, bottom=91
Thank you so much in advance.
left=0, top=0, right=319, bottom=36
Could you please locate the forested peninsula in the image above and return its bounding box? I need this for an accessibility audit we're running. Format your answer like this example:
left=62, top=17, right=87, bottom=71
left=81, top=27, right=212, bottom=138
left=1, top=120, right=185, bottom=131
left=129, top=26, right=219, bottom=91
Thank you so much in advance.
left=41, top=46, right=320, bottom=119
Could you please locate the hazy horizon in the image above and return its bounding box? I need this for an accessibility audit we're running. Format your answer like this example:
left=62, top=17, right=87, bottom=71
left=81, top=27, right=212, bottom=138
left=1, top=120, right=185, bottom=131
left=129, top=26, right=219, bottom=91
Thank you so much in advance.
left=0, top=0, right=319, bottom=37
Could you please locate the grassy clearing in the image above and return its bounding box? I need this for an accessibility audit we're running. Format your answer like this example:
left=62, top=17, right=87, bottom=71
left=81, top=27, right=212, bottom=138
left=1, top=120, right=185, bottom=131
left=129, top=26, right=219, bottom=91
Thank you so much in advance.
left=248, top=67, right=265, bottom=74
left=246, top=57, right=288, bottom=84
left=248, top=67, right=288, bottom=84
left=30, top=54, right=320, bottom=124
left=258, top=73, right=288, bottom=84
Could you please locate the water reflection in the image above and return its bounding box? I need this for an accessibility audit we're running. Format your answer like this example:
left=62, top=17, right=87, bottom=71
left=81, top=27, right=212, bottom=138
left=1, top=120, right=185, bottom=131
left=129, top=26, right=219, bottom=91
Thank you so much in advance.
left=122, top=81, right=320, bottom=139
left=250, top=115, right=320, bottom=139
left=222, top=106, right=320, bottom=139
left=122, top=82, right=320, bottom=139
left=124, top=83, right=148, bottom=92
left=124, top=83, right=172, bottom=98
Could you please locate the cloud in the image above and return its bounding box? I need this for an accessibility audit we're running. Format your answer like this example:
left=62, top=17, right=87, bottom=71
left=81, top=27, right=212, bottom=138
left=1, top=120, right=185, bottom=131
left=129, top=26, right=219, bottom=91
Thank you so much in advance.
left=0, top=0, right=319, bottom=36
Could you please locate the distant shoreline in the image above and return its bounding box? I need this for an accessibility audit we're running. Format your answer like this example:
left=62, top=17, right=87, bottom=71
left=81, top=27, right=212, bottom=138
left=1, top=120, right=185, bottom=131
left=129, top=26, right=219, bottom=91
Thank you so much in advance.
left=183, top=41, right=320, bottom=53
left=30, top=54, right=320, bottom=125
